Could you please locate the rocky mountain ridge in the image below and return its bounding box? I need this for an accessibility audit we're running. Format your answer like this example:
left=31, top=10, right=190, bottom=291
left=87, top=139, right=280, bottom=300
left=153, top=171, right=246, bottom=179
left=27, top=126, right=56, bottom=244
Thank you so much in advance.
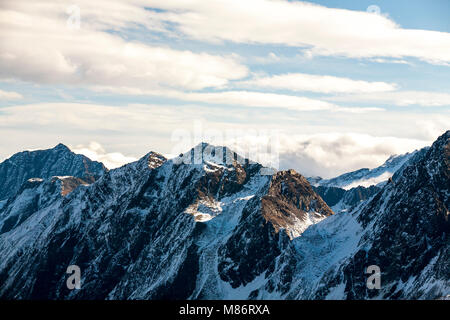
left=0, top=143, right=106, bottom=201
left=0, top=132, right=448, bottom=300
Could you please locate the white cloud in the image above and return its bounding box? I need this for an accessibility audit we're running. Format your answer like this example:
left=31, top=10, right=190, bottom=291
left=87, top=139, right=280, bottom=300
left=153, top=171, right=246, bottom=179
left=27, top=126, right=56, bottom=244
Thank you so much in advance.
left=369, top=58, right=412, bottom=65
left=0, top=0, right=248, bottom=91
left=275, top=133, right=430, bottom=178
left=1, top=102, right=448, bottom=178
left=181, top=90, right=364, bottom=112
left=328, top=90, right=450, bottom=107
left=2, top=0, right=449, bottom=102
left=71, top=142, right=137, bottom=169
left=239, top=73, right=397, bottom=94
left=149, top=0, right=450, bottom=65
left=2, top=0, right=445, bottom=116
left=92, top=86, right=383, bottom=113
left=0, top=89, right=22, bottom=100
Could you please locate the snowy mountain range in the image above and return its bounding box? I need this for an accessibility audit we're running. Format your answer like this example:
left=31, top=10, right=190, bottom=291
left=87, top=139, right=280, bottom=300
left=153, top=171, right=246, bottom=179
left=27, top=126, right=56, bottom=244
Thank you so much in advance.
left=0, top=131, right=448, bottom=299
left=308, top=151, right=420, bottom=190
left=307, top=149, right=430, bottom=214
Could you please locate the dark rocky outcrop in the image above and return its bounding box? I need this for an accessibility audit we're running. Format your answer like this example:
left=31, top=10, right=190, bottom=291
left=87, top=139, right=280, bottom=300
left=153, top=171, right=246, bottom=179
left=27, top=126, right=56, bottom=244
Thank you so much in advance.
left=0, top=143, right=106, bottom=200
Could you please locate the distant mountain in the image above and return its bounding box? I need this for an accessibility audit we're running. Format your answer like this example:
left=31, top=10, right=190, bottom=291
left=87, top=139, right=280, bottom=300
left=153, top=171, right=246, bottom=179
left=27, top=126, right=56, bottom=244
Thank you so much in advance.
left=309, top=151, right=419, bottom=190
left=313, top=184, right=380, bottom=213
left=0, top=132, right=448, bottom=300
left=310, top=148, right=430, bottom=213
left=0, top=144, right=106, bottom=201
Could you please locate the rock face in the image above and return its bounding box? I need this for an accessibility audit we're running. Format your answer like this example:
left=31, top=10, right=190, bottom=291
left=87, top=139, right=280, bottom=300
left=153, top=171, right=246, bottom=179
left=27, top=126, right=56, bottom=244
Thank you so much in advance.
left=313, top=185, right=380, bottom=213
left=0, top=132, right=448, bottom=300
left=262, top=170, right=333, bottom=238
left=57, top=177, right=90, bottom=197
left=0, top=144, right=106, bottom=200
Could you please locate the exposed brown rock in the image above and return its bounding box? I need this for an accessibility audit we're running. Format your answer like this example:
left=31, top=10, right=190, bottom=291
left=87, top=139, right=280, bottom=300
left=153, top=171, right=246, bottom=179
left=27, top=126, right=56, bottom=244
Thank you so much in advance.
left=262, top=169, right=333, bottom=238
left=146, top=152, right=167, bottom=169
left=52, top=176, right=89, bottom=196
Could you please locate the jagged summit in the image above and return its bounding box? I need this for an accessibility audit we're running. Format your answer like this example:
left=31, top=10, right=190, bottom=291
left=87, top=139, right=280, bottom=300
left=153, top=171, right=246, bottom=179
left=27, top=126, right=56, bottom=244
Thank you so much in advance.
left=430, top=129, right=449, bottom=159
left=144, top=151, right=167, bottom=169
left=438, top=129, right=450, bottom=139
left=171, top=142, right=280, bottom=176
left=118, top=151, right=167, bottom=171
left=0, top=143, right=106, bottom=200
left=262, top=169, right=333, bottom=239
left=173, top=142, right=250, bottom=168
left=53, top=143, right=71, bottom=152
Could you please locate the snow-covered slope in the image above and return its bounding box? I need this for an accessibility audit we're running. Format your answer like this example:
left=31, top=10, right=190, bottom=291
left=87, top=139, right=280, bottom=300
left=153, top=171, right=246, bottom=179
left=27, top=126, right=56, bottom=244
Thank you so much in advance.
left=0, top=176, right=89, bottom=234
left=307, top=150, right=427, bottom=213
left=0, top=132, right=448, bottom=300
left=0, top=144, right=106, bottom=201
left=310, top=151, right=418, bottom=190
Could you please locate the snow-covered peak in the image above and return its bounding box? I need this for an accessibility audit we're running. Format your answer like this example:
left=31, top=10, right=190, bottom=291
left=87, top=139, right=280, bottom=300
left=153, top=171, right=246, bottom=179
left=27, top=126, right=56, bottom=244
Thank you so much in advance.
left=310, top=150, right=419, bottom=190
left=172, top=142, right=250, bottom=168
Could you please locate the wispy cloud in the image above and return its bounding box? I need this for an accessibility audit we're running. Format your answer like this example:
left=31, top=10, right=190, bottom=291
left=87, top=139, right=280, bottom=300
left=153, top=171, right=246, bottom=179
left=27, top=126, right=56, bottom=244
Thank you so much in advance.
left=369, top=58, right=413, bottom=65
left=71, top=142, right=137, bottom=169
left=327, top=91, right=450, bottom=107
left=180, top=91, right=384, bottom=113
left=275, top=133, right=430, bottom=178
left=238, top=73, right=398, bottom=94
left=0, top=89, right=22, bottom=100
left=2, top=0, right=448, bottom=115
left=0, top=1, right=247, bottom=91
left=91, top=86, right=383, bottom=113
left=0, top=102, right=447, bottom=177
left=149, top=0, right=450, bottom=65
